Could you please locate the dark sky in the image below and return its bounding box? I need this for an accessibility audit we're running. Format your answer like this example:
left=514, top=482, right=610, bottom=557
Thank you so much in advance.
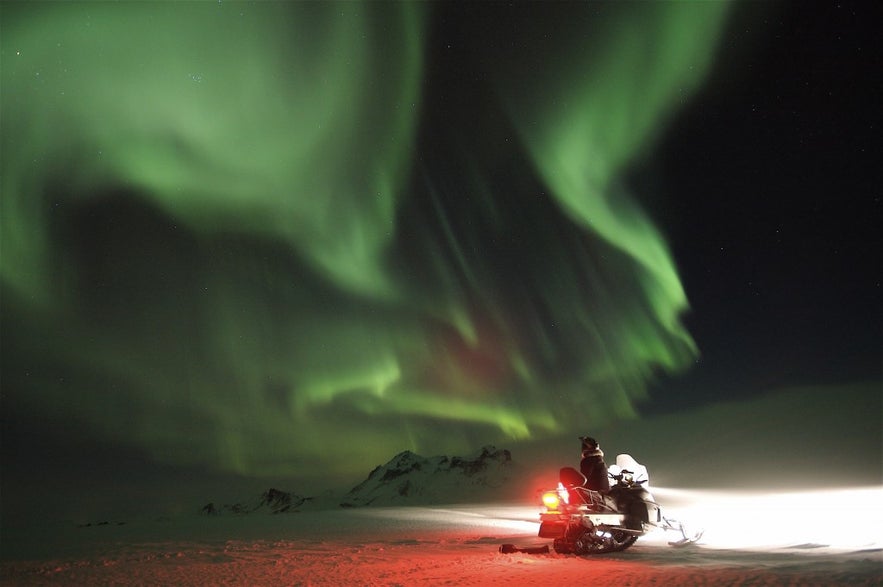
left=420, top=1, right=881, bottom=413
left=1, top=1, right=880, bottom=512
left=645, top=0, right=881, bottom=409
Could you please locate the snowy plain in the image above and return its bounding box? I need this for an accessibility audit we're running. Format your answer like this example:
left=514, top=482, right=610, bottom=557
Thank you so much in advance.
left=3, top=386, right=881, bottom=585
left=2, top=486, right=881, bottom=585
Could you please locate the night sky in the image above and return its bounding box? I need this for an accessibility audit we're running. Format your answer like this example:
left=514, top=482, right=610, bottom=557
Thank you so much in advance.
left=1, top=1, right=880, bottom=516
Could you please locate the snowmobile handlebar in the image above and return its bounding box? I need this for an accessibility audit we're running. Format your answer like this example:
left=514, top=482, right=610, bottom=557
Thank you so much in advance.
left=609, top=469, right=647, bottom=486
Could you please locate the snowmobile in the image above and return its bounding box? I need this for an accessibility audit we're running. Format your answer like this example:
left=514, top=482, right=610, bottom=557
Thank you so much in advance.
left=536, top=454, right=702, bottom=554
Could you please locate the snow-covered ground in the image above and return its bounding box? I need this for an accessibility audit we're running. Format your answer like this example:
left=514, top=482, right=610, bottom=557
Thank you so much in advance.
left=3, top=487, right=881, bottom=586
left=3, top=386, right=880, bottom=585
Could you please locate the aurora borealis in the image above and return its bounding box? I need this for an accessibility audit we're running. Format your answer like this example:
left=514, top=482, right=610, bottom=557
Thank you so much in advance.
left=1, top=0, right=880, bottom=500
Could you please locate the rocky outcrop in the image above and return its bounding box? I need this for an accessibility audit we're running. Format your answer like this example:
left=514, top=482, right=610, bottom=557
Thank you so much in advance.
left=340, top=445, right=515, bottom=507
left=199, top=446, right=519, bottom=512
left=200, top=487, right=309, bottom=515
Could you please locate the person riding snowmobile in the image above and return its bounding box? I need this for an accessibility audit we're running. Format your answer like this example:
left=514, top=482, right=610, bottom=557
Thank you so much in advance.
left=579, top=436, right=610, bottom=492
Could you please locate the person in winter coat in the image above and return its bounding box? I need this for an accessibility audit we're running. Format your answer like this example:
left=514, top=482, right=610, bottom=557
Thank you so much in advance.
left=579, top=436, right=610, bottom=492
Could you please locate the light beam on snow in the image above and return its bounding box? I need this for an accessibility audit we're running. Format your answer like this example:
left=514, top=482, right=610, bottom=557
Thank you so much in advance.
left=650, top=486, right=883, bottom=552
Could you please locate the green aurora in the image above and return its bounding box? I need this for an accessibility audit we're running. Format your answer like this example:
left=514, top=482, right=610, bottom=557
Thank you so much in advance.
left=1, top=2, right=731, bottom=479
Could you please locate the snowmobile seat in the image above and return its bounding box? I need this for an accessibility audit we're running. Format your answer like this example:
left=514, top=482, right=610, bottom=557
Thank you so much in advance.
left=559, top=466, right=586, bottom=488
left=559, top=467, right=614, bottom=509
